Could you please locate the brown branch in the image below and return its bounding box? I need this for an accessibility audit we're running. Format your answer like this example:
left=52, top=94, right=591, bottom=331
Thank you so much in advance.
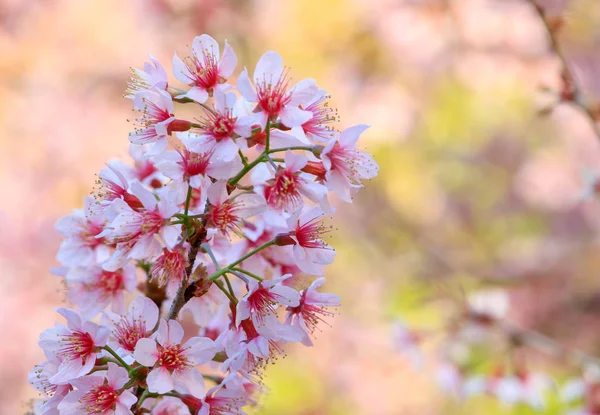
left=529, top=0, right=600, bottom=141
left=166, top=222, right=207, bottom=321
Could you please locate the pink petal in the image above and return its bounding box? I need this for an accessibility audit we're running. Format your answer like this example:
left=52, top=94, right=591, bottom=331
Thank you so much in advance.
left=172, top=53, right=193, bottom=84
left=146, top=367, right=174, bottom=394
left=288, top=79, right=318, bottom=106
left=133, top=338, right=158, bottom=367
left=186, top=86, right=209, bottom=104
left=173, top=368, right=206, bottom=398
left=254, top=51, right=283, bottom=84
left=339, top=124, right=369, bottom=147
left=280, top=106, right=313, bottom=128
left=237, top=69, right=257, bottom=102
left=193, top=34, right=220, bottom=61
left=184, top=337, right=216, bottom=365
left=107, top=362, right=130, bottom=389
left=157, top=319, right=184, bottom=346
left=284, top=150, right=308, bottom=172
left=219, top=41, right=237, bottom=78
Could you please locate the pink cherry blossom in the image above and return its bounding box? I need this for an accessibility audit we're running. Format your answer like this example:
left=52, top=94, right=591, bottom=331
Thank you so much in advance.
left=173, top=34, right=237, bottom=103
left=236, top=274, right=300, bottom=330
left=285, top=277, right=340, bottom=346
left=154, top=147, right=241, bottom=192
left=237, top=51, right=317, bottom=128
left=283, top=206, right=335, bottom=275
left=66, top=264, right=137, bottom=318
left=150, top=396, right=191, bottom=414
left=255, top=151, right=328, bottom=212
left=97, top=181, right=181, bottom=270
left=38, top=308, right=109, bottom=385
left=57, top=362, right=137, bottom=415
left=179, top=89, right=253, bottom=162
left=55, top=197, right=111, bottom=267
left=129, top=88, right=180, bottom=155
left=291, top=89, right=338, bottom=144
left=321, top=124, right=379, bottom=202
left=102, top=295, right=159, bottom=355
left=28, top=361, right=71, bottom=414
left=150, top=246, right=189, bottom=296
left=134, top=320, right=216, bottom=398
left=206, top=181, right=266, bottom=237
left=126, top=54, right=168, bottom=98
left=91, top=161, right=142, bottom=211
left=177, top=385, right=247, bottom=415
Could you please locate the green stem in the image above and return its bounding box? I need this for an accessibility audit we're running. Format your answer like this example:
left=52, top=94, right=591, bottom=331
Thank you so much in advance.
left=183, top=184, right=193, bottom=217
left=209, top=239, right=276, bottom=281
left=238, top=149, right=249, bottom=167
left=103, top=345, right=133, bottom=372
left=265, top=119, right=271, bottom=153
left=213, top=279, right=238, bottom=304
left=227, top=154, right=266, bottom=187
left=223, top=274, right=236, bottom=297
left=231, top=267, right=263, bottom=281
left=268, top=146, right=316, bottom=154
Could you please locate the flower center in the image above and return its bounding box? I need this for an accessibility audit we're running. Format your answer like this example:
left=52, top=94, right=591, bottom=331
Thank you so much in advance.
left=256, top=69, right=292, bottom=116
left=157, top=344, right=190, bottom=372
left=139, top=97, right=172, bottom=126
left=294, top=216, right=331, bottom=249
left=200, top=110, right=236, bottom=142
left=264, top=170, right=302, bottom=211
left=114, top=318, right=148, bottom=353
left=208, top=200, right=241, bottom=236
left=140, top=210, right=163, bottom=234
left=58, top=330, right=95, bottom=361
left=180, top=149, right=211, bottom=178
left=301, top=94, right=338, bottom=140
left=79, top=221, right=105, bottom=248
left=186, top=49, right=219, bottom=89
left=151, top=248, right=187, bottom=287
left=80, top=384, right=119, bottom=414
left=93, top=270, right=124, bottom=297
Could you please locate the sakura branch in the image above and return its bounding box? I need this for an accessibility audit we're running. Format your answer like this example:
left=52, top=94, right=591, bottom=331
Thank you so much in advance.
left=29, top=34, right=378, bottom=414
left=529, top=0, right=600, bottom=142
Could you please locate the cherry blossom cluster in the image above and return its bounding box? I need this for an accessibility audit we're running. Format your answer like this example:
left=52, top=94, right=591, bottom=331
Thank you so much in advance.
left=28, top=34, right=378, bottom=414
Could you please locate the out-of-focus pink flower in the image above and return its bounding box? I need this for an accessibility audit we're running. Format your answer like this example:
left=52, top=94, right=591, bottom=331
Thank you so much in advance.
left=66, top=264, right=137, bottom=318
left=126, top=54, right=168, bottom=98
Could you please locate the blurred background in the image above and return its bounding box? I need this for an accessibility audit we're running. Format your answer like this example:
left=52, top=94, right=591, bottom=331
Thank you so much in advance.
left=2, top=0, right=600, bottom=413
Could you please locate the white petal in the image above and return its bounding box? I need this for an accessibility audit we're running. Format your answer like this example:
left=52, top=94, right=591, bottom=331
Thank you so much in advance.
left=193, top=34, right=220, bottom=61
left=186, top=86, right=209, bottom=104
left=237, top=69, right=257, bottom=102
left=339, top=124, right=369, bottom=147
left=219, top=41, right=237, bottom=78
left=280, top=106, right=313, bottom=128
left=147, top=367, right=174, bottom=394
left=173, top=53, right=193, bottom=84
left=254, top=51, right=283, bottom=84
left=133, top=338, right=158, bottom=367
left=288, top=78, right=318, bottom=106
